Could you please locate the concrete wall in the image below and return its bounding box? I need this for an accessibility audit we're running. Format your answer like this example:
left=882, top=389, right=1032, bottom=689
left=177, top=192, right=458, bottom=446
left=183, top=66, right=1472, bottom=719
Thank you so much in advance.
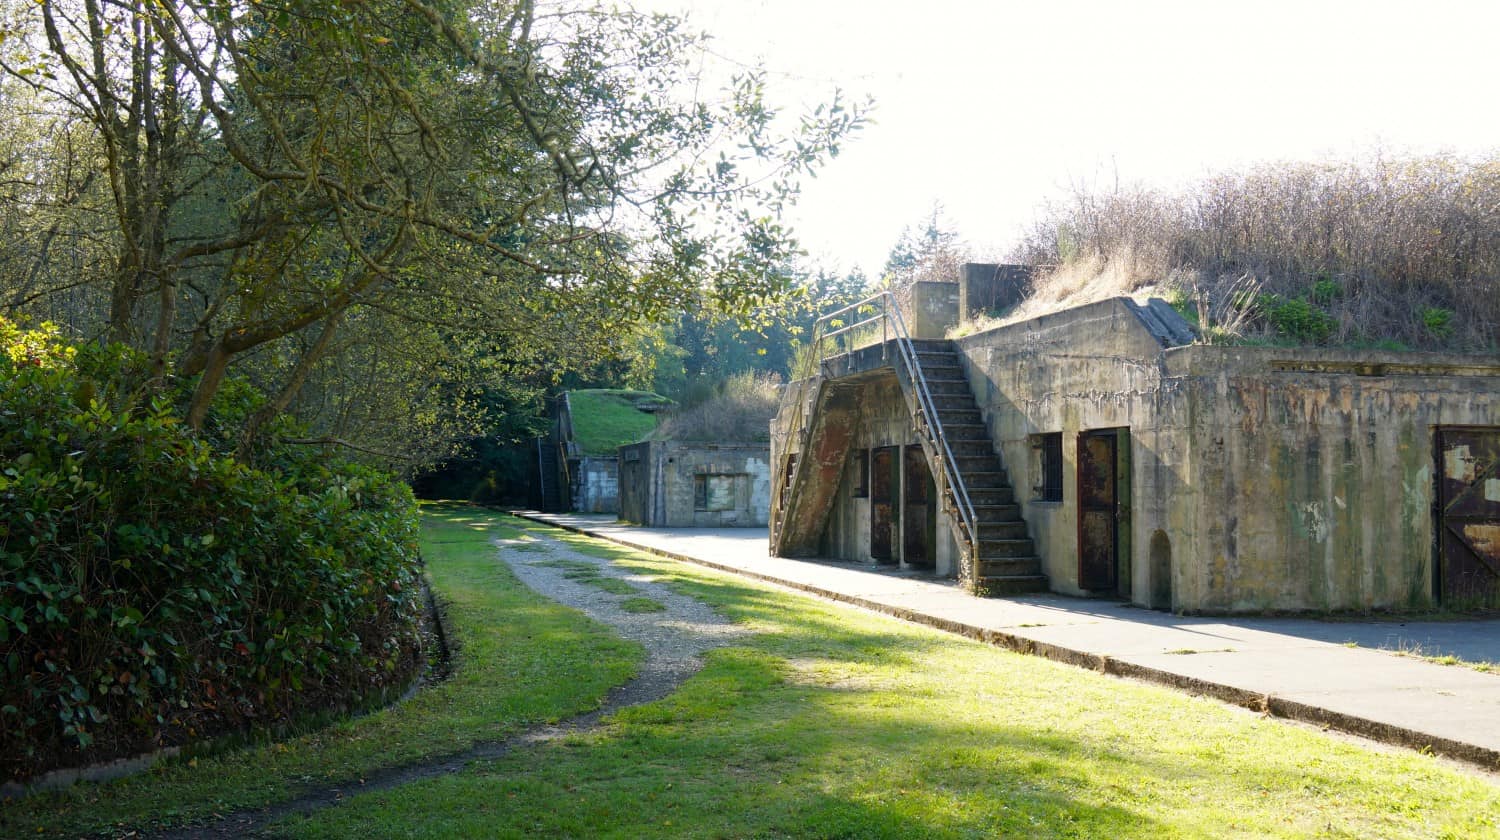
left=818, top=372, right=961, bottom=577
left=955, top=298, right=1185, bottom=605
left=899, top=282, right=960, bottom=339
left=570, top=456, right=619, bottom=514
left=617, top=441, right=772, bottom=527
left=959, top=263, right=1033, bottom=319
left=955, top=296, right=1500, bottom=613
left=1167, top=347, right=1500, bottom=612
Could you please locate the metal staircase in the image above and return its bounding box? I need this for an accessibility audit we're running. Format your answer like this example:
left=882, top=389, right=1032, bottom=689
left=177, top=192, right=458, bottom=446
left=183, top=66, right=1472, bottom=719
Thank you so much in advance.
left=535, top=436, right=565, bottom=513
left=770, top=292, right=1046, bottom=594
left=899, top=339, right=1046, bottom=594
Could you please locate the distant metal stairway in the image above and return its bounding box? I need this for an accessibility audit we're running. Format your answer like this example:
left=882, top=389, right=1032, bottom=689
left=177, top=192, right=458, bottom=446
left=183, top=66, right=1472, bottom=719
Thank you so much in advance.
left=536, top=436, right=565, bottom=513
left=770, top=292, right=1046, bottom=595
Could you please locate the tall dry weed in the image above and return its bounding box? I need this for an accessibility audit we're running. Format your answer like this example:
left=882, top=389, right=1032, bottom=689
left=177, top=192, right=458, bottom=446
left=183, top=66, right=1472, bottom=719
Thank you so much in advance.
left=1008, top=152, right=1500, bottom=350
left=652, top=371, right=780, bottom=442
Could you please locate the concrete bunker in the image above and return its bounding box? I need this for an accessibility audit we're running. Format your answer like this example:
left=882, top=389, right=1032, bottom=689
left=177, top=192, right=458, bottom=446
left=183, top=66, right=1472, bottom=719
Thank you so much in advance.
left=544, top=389, right=671, bottom=514
left=618, top=441, right=772, bottom=527
left=771, top=267, right=1500, bottom=613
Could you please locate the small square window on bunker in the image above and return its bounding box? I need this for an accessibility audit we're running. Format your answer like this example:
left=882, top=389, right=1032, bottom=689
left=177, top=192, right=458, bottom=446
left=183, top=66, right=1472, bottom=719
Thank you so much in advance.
left=1032, top=432, right=1064, bottom=502
left=694, top=474, right=740, bottom=511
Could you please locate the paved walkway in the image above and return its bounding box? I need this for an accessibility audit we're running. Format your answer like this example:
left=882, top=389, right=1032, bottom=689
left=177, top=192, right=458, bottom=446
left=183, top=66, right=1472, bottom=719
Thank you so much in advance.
left=515, top=512, right=1500, bottom=772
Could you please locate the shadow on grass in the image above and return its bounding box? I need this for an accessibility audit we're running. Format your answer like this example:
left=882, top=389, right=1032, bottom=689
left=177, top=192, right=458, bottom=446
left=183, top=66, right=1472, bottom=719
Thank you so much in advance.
left=277, top=514, right=1500, bottom=839
left=281, top=646, right=1168, bottom=839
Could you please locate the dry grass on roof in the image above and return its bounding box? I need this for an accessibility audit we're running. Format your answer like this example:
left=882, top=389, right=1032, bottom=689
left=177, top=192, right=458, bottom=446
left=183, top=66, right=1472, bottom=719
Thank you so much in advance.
left=963, top=152, right=1500, bottom=351
left=652, top=372, right=779, bottom=443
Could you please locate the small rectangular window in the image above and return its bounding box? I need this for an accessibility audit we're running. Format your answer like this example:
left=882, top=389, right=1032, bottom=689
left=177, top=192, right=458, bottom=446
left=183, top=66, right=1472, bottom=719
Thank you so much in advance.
left=694, top=474, right=740, bottom=511
left=852, top=448, right=870, bottom=498
left=1032, top=433, right=1064, bottom=502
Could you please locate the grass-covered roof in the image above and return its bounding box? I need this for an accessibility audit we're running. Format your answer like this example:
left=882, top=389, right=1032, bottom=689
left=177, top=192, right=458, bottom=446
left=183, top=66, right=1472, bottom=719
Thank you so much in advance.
left=565, top=390, right=673, bottom=455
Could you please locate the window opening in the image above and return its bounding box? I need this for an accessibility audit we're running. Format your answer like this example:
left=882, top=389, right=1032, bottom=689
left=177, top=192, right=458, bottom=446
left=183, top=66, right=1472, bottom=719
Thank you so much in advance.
left=694, top=474, right=741, bottom=511
left=1033, top=432, right=1064, bottom=502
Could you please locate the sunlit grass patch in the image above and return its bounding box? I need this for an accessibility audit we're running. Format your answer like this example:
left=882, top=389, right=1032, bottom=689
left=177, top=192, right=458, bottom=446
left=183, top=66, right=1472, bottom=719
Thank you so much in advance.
left=619, top=597, right=667, bottom=614
left=283, top=521, right=1500, bottom=840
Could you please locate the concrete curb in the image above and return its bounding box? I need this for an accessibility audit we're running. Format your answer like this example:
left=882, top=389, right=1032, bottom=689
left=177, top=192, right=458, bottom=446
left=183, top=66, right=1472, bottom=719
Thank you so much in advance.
left=514, top=512, right=1500, bottom=773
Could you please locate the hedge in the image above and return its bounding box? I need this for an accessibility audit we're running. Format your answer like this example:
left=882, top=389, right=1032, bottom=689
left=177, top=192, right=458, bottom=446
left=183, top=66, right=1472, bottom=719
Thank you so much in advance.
left=0, top=320, right=423, bottom=781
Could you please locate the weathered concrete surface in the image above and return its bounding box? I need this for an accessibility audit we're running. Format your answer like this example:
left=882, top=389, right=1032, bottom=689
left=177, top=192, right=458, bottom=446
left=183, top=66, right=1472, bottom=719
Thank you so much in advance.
left=773, top=380, right=862, bottom=556
left=517, top=512, right=1500, bottom=772
left=959, top=263, right=1033, bottom=319
left=954, top=295, right=1500, bottom=614
left=783, top=349, right=965, bottom=577
left=1165, top=346, right=1500, bottom=613
left=898, top=281, right=960, bottom=339
left=618, top=440, right=771, bottom=527
left=570, top=456, right=619, bottom=514
left=955, top=297, right=1184, bottom=604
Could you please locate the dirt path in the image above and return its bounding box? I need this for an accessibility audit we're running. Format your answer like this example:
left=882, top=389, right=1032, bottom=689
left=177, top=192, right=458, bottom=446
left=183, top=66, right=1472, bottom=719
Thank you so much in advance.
left=154, top=530, right=741, bottom=839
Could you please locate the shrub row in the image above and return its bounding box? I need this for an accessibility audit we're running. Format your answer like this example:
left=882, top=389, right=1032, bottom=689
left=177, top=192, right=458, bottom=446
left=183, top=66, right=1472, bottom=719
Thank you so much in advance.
left=0, top=320, right=423, bottom=781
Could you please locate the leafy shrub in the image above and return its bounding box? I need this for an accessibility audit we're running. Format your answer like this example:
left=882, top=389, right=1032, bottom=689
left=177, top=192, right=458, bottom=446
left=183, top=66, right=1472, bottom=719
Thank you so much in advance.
left=1421, top=307, right=1455, bottom=340
left=1256, top=294, right=1338, bottom=344
left=0, top=319, right=422, bottom=781
left=1309, top=277, right=1341, bottom=306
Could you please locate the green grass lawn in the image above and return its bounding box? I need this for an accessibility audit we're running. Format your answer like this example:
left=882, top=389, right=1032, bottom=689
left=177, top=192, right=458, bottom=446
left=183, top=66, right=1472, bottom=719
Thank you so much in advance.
left=9, top=508, right=1498, bottom=839
left=278, top=524, right=1500, bottom=840
left=566, top=389, right=668, bottom=455
left=1, top=503, right=642, bottom=838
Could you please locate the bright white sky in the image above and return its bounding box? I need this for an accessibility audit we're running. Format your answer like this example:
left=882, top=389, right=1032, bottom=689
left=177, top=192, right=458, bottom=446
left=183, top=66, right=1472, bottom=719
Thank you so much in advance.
left=635, top=0, right=1500, bottom=277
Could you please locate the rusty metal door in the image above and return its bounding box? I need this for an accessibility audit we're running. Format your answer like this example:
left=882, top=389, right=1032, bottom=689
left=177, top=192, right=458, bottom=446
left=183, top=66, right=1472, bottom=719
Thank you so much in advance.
left=1078, top=430, right=1119, bottom=592
left=870, top=446, right=896, bottom=562
left=903, top=445, right=933, bottom=567
left=1436, top=428, right=1500, bottom=608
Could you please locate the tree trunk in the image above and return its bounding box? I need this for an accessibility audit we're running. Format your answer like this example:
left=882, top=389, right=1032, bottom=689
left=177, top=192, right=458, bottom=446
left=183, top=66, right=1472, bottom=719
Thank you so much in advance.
left=185, top=342, right=231, bottom=431
left=237, top=310, right=345, bottom=457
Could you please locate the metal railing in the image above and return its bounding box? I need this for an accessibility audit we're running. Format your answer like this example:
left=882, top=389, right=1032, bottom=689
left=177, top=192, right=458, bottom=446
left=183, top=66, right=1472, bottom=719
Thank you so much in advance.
left=770, top=292, right=979, bottom=566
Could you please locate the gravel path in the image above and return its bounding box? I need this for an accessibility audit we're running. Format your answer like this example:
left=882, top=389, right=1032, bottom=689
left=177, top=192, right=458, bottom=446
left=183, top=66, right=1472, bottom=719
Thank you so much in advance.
left=153, top=528, right=741, bottom=839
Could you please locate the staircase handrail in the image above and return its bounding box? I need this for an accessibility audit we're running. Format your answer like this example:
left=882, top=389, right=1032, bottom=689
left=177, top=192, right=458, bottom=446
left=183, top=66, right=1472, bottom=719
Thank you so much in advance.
left=770, top=291, right=979, bottom=566
left=770, top=293, right=890, bottom=550
left=881, top=299, right=980, bottom=565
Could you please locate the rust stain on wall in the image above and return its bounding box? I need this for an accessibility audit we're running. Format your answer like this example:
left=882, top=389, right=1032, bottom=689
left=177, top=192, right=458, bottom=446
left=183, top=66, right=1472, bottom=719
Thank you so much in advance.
left=1464, top=524, right=1500, bottom=560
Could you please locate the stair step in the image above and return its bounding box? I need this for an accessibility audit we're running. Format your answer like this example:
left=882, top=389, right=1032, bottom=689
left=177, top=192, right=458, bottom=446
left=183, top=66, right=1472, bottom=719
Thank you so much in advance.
left=948, top=439, right=995, bottom=457
left=966, top=486, right=1017, bottom=505
left=940, top=423, right=988, bottom=439
left=977, top=520, right=1030, bottom=540
left=959, top=471, right=1012, bottom=490
left=978, top=556, right=1044, bottom=577
left=924, top=378, right=971, bottom=395
left=907, top=339, right=954, bottom=352
left=914, top=347, right=959, bottom=359
left=935, top=406, right=983, bottom=423
left=970, top=503, right=1023, bottom=519
left=978, top=537, right=1035, bottom=558
left=955, top=453, right=1005, bottom=471
left=976, top=574, right=1050, bottom=596
left=930, top=393, right=977, bottom=410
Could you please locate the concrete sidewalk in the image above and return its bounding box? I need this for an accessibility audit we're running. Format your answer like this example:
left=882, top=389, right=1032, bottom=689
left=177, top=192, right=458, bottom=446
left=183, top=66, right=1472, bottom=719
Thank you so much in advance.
left=514, top=511, right=1500, bottom=772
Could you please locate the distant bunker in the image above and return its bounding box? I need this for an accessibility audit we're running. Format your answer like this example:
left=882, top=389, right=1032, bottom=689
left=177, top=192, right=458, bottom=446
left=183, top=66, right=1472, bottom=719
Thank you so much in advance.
left=618, top=441, right=772, bottom=528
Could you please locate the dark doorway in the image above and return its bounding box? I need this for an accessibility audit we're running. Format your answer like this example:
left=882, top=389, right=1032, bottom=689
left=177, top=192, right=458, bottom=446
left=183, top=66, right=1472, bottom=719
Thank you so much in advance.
left=1436, top=428, right=1500, bottom=609
left=903, top=445, right=935, bottom=567
left=870, top=446, right=897, bottom=563
left=1077, top=429, right=1126, bottom=593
